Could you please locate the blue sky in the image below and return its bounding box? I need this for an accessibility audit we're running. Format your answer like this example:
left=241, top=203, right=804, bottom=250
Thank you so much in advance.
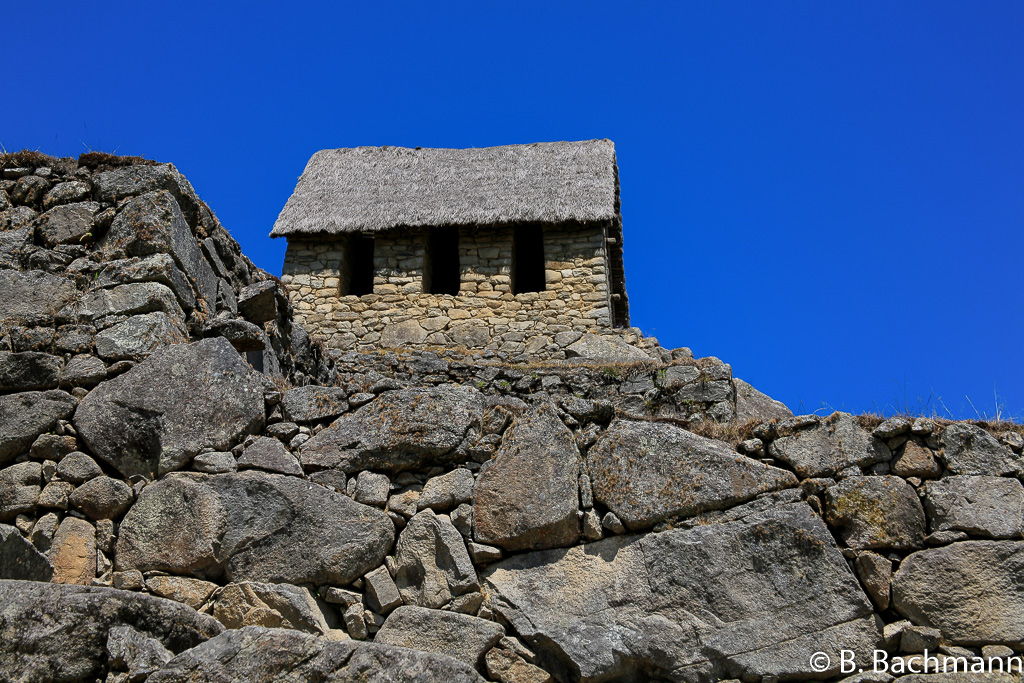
left=4, top=2, right=1022, bottom=420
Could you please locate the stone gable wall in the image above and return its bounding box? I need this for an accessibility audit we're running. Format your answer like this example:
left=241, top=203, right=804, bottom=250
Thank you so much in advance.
left=280, top=221, right=617, bottom=359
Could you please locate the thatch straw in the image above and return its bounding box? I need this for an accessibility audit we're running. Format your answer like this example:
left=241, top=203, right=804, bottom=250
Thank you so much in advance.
left=270, top=140, right=618, bottom=237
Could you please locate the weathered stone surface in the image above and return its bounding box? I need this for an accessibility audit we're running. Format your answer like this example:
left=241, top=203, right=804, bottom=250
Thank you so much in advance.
left=924, top=475, right=1024, bottom=539
left=486, top=647, right=554, bottom=683
left=57, top=451, right=103, bottom=483
left=49, top=516, right=96, bottom=584
left=0, top=461, right=42, bottom=521
left=769, top=412, right=891, bottom=478
left=204, top=318, right=265, bottom=352
left=191, top=451, right=237, bottom=474
left=381, top=318, right=429, bottom=347
left=37, top=201, right=99, bottom=246
left=147, top=626, right=485, bottom=682
left=91, top=253, right=198, bottom=313
left=75, top=338, right=266, bottom=478
left=855, top=551, right=892, bottom=610
left=365, top=565, right=403, bottom=615
left=395, top=509, right=478, bottom=609
left=484, top=501, right=881, bottom=682
left=42, top=180, right=91, bottom=210
left=69, top=475, right=134, bottom=519
left=893, top=541, right=1024, bottom=645
left=474, top=404, right=580, bottom=551
left=116, top=470, right=394, bottom=586
left=300, top=385, right=485, bottom=474
left=38, top=480, right=74, bottom=509
left=0, top=269, right=78, bottom=326
left=419, top=468, right=475, bottom=512
left=891, top=439, right=943, bottom=479
left=565, top=333, right=650, bottom=362
left=237, top=280, right=277, bottom=324
left=0, top=226, right=31, bottom=268
left=281, top=385, right=349, bottom=422
left=0, top=522, right=53, bottom=580
left=375, top=606, right=504, bottom=671
left=940, top=424, right=1024, bottom=476
left=10, top=174, right=49, bottom=204
left=212, top=581, right=334, bottom=634
left=733, top=377, right=792, bottom=421
left=237, top=436, right=303, bottom=476
left=587, top=418, right=797, bottom=531
left=95, top=312, right=184, bottom=360
left=824, top=476, right=927, bottom=550
left=0, top=350, right=63, bottom=391
left=0, top=580, right=223, bottom=682
left=0, top=390, right=78, bottom=466
left=107, top=625, right=174, bottom=681
left=146, top=575, right=219, bottom=610
left=354, top=471, right=391, bottom=507
left=100, top=189, right=216, bottom=308
left=59, top=354, right=107, bottom=388
left=56, top=281, right=184, bottom=325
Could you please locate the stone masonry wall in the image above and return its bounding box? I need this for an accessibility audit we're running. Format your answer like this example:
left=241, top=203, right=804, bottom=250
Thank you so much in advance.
left=280, top=221, right=616, bottom=359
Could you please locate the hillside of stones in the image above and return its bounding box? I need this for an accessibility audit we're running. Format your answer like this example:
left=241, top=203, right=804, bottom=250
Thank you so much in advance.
left=3, top=152, right=1024, bottom=682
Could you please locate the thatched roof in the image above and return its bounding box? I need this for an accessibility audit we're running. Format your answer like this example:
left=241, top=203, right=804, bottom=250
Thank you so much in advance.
left=270, top=140, right=619, bottom=237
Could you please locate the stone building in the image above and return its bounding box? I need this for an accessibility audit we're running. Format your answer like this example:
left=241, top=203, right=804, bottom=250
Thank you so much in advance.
left=272, top=140, right=629, bottom=355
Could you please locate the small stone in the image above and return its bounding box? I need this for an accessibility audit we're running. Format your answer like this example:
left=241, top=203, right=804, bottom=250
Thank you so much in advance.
left=388, top=488, right=422, bottom=518
left=192, top=451, right=237, bottom=474
left=582, top=509, right=603, bottom=541
left=739, top=438, right=764, bottom=455
left=911, top=418, right=935, bottom=435
left=343, top=602, right=368, bottom=640
left=374, top=605, right=505, bottom=670
left=238, top=280, right=278, bottom=324
left=982, top=644, right=1015, bottom=659
left=49, top=516, right=96, bottom=584
left=900, top=625, right=942, bottom=653
left=354, top=471, right=390, bottom=508
left=106, top=625, right=173, bottom=681
left=418, top=468, right=474, bottom=512
left=0, top=461, right=42, bottom=522
left=68, top=476, right=133, bottom=519
left=891, top=440, right=942, bottom=479
left=451, top=503, right=473, bottom=537
left=466, top=541, right=502, bottom=565
left=56, top=452, right=103, bottom=483
left=28, top=512, right=58, bottom=552
left=486, top=647, right=554, bottom=683
left=38, top=481, right=75, bottom=510
left=1002, top=431, right=1024, bottom=452
left=265, top=422, right=300, bottom=441
left=924, top=530, right=969, bottom=545
left=364, top=565, right=403, bottom=615
left=854, top=551, right=892, bottom=610
left=321, top=586, right=363, bottom=607
left=145, top=575, right=219, bottom=609
left=112, top=569, right=145, bottom=590
left=449, top=592, right=484, bottom=614
left=602, top=511, right=626, bottom=534
left=872, top=417, right=912, bottom=439
left=29, top=433, right=77, bottom=461
left=95, top=519, right=115, bottom=553
left=348, top=392, right=374, bottom=408
left=236, top=437, right=303, bottom=476
left=281, top=385, right=349, bottom=423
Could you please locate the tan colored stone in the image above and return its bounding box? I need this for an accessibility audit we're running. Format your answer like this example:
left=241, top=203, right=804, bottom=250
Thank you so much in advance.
left=145, top=575, right=219, bottom=609
left=49, top=516, right=96, bottom=584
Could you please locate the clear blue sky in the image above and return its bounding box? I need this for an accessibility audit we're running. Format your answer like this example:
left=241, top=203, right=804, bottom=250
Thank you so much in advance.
left=4, top=2, right=1022, bottom=420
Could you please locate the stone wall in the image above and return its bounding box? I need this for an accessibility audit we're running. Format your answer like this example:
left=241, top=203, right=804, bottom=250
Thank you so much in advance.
left=280, top=221, right=620, bottom=359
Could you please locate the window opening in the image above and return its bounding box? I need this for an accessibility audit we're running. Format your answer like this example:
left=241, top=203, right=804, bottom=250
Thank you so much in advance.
left=349, top=236, right=375, bottom=296
left=424, top=228, right=460, bottom=295
left=512, top=225, right=545, bottom=294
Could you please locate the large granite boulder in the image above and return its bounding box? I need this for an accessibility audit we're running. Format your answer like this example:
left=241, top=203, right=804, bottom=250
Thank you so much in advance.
left=924, top=475, right=1024, bottom=539
left=93, top=163, right=200, bottom=228
left=0, top=523, right=53, bottom=580
left=375, top=606, right=504, bottom=671
left=74, top=337, right=266, bottom=478
left=281, top=385, right=349, bottom=423
left=94, top=312, right=185, bottom=361
left=0, top=390, right=77, bottom=465
left=587, top=418, right=797, bottom=531
left=940, top=424, right=1024, bottom=476
left=474, top=403, right=581, bottom=551
left=484, top=501, right=881, bottom=682
left=564, top=333, right=651, bottom=362
left=36, top=201, right=100, bottom=247
left=116, top=470, right=394, bottom=586
left=0, top=580, right=223, bottom=682
left=211, top=581, right=335, bottom=634
left=55, top=281, right=185, bottom=326
left=92, top=253, right=198, bottom=313
left=300, top=385, right=486, bottom=474
left=0, top=269, right=78, bottom=326
left=769, top=412, right=891, bottom=478
left=892, top=541, right=1024, bottom=645
left=823, top=476, right=927, bottom=550
left=147, top=626, right=486, bottom=682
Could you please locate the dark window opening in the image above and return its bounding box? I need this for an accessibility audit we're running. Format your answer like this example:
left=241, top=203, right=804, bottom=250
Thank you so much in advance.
left=512, top=225, right=545, bottom=294
left=424, top=228, right=460, bottom=295
left=349, top=236, right=375, bottom=296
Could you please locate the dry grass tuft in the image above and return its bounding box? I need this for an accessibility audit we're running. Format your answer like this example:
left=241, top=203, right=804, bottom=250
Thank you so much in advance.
left=0, top=149, right=60, bottom=169
left=78, top=151, right=157, bottom=169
